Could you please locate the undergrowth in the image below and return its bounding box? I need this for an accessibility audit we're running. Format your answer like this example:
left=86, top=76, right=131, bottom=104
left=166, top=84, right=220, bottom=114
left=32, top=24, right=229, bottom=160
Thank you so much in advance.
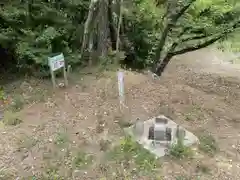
left=199, top=134, right=218, bottom=156
left=108, top=136, right=161, bottom=175
left=169, top=138, right=193, bottom=159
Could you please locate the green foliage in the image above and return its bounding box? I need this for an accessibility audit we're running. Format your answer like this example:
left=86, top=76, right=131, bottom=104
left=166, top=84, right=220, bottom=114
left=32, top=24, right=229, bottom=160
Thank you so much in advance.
left=169, top=139, right=193, bottom=159
left=73, top=151, right=93, bottom=168
left=0, top=89, right=5, bottom=101
left=0, top=0, right=88, bottom=73
left=217, top=31, right=240, bottom=53
left=55, top=131, right=69, bottom=147
left=175, top=175, right=191, bottom=180
left=124, top=0, right=239, bottom=69
left=10, top=95, right=25, bottom=111
left=109, top=136, right=161, bottom=174
left=199, top=134, right=218, bottom=156
left=98, top=50, right=126, bottom=71
left=0, top=0, right=239, bottom=74
left=123, top=0, right=163, bottom=68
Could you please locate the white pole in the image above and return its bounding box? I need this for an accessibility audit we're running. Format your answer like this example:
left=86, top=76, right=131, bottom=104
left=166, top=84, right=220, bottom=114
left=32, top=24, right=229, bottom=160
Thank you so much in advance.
left=117, top=70, right=124, bottom=111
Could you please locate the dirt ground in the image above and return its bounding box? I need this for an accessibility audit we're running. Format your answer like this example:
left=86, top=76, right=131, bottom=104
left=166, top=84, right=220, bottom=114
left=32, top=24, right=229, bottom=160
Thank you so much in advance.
left=0, top=48, right=240, bottom=180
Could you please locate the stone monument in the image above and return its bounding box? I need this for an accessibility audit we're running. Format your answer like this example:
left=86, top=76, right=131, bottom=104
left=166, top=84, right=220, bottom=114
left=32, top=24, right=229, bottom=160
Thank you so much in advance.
left=124, top=115, right=199, bottom=157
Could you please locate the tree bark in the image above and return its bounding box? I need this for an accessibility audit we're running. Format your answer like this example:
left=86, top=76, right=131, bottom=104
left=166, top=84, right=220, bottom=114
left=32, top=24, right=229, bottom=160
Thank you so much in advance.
left=88, top=31, right=94, bottom=66
left=97, top=0, right=109, bottom=57
left=116, top=0, right=123, bottom=51
left=155, top=54, right=173, bottom=76
left=80, top=0, right=98, bottom=57
left=108, top=0, right=117, bottom=50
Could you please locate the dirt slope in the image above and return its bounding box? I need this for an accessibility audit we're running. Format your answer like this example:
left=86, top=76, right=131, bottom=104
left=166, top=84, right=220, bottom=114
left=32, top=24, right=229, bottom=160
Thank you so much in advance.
left=0, top=48, right=240, bottom=179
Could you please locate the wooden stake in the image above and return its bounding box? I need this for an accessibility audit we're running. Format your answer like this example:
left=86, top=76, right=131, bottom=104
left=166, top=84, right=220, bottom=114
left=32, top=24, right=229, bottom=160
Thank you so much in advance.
left=63, top=65, right=68, bottom=87
left=50, top=70, right=56, bottom=89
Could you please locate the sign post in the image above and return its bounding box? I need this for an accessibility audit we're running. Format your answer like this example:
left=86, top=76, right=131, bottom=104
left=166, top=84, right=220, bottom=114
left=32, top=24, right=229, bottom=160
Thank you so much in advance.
left=117, top=71, right=124, bottom=111
left=48, top=53, right=68, bottom=89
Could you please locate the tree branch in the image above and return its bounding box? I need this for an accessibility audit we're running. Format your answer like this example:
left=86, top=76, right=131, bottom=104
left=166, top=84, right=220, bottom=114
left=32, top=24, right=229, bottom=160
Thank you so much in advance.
left=180, top=34, right=207, bottom=42
left=171, top=20, right=240, bottom=56
left=154, top=0, right=197, bottom=65
left=172, top=36, right=223, bottom=56
left=170, top=0, right=197, bottom=23
left=154, top=20, right=240, bottom=76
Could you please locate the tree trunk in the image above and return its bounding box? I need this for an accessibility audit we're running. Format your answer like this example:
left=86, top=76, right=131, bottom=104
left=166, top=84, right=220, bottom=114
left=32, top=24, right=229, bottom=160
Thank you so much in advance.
left=97, top=0, right=109, bottom=57
left=153, top=0, right=197, bottom=73
left=155, top=55, right=172, bottom=76
left=80, top=0, right=98, bottom=57
left=116, top=0, right=123, bottom=51
left=88, top=31, right=94, bottom=66
left=108, top=0, right=117, bottom=50
left=154, top=22, right=171, bottom=65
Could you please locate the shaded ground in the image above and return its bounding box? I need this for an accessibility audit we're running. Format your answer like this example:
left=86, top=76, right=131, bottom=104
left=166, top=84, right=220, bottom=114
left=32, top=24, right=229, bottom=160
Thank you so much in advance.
left=0, top=48, right=240, bottom=179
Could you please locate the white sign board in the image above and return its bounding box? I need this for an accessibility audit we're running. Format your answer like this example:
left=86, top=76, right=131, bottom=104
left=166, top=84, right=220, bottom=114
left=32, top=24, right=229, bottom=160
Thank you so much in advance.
left=48, top=53, right=65, bottom=71
left=118, top=71, right=124, bottom=103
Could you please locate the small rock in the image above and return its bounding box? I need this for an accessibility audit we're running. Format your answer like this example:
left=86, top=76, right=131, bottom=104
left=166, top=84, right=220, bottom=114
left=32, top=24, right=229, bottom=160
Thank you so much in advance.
left=58, top=83, right=65, bottom=88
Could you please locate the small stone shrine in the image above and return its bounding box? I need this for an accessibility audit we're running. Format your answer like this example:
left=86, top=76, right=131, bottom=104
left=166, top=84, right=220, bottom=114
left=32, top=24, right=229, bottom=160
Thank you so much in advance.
left=124, top=115, right=199, bottom=157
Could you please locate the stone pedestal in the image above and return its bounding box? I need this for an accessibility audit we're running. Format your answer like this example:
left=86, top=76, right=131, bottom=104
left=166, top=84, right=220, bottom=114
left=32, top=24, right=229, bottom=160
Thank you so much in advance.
left=124, top=115, right=199, bottom=157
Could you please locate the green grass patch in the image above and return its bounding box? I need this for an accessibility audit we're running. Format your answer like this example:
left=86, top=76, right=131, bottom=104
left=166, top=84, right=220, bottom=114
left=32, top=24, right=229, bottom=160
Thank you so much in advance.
left=54, top=131, right=69, bottom=147
left=175, top=175, right=191, bottom=180
left=108, top=136, right=161, bottom=175
left=2, top=110, right=22, bottom=126
left=41, top=164, right=65, bottom=180
left=0, top=169, right=16, bottom=180
left=10, top=95, right=25, bottom=112
left=199, top=134, right=218, bottom=156
left=72, top=151, right=94, bottom=169
left=169, top=139, right=193, bottom=159
left=184, top=104, right=202, bottom=121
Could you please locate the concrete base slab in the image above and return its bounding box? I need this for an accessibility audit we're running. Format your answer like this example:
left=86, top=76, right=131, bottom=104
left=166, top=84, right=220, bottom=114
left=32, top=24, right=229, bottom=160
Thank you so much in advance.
left=124, top=115, right=199, bottom=157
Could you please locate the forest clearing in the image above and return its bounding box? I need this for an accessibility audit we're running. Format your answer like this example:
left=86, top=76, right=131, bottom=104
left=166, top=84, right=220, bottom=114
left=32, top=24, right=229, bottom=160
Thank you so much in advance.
left=0, top=0, right=240, bottom=179
left=1, top=48, right=240, bottom=179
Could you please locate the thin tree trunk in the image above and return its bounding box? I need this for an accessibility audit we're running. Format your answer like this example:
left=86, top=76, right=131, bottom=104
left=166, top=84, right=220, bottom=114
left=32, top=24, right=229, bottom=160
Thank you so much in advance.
left=155, top=55, right=172, bottom=76
left=26, top=0, right=33, bottom=26
left=88, top=31, right=94, bottom=66
left=97, top=0, right=108, bottom=57
left=80, top=0, right=98, bottom=57
left=116, top=0, right=123, bottom=51
left=153, top=0, right=197, bottom=72
left=108, top=0, right=117, bottom=50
